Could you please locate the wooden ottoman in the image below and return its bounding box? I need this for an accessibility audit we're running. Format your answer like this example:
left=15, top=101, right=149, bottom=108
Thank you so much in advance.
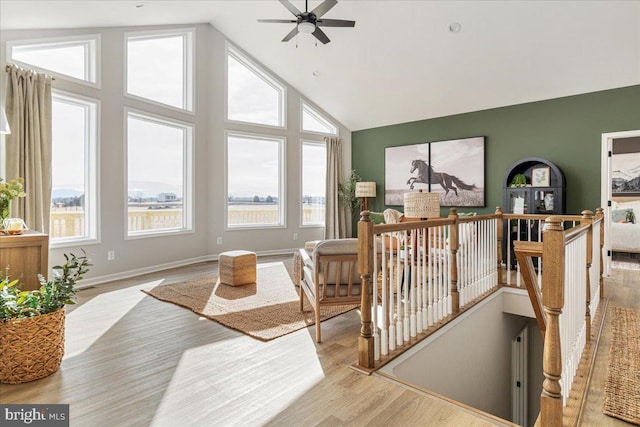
left=219, top=250, right=257, bottom=286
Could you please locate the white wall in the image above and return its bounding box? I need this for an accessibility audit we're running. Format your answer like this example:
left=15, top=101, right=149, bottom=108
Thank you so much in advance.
left=384, top=291, right=543, bottom=423
left=0, top=24, right=351, bottom=283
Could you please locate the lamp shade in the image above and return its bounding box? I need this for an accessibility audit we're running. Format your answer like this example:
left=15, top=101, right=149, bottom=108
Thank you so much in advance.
left=355, top=181, right=376, bottom=198
left=403, top=191, right=440, bottom=218
left=0, top=107, right=10, bottom=135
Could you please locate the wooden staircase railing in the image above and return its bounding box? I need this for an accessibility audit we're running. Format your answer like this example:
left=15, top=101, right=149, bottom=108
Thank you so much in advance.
left=514, top=210, right=604, bottom=426
left=355, top=207, right=504, bottom=372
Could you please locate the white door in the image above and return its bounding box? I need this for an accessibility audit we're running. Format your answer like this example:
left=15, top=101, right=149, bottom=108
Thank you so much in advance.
left=601, top=129, right=640, bottom=275
left=511, top=325, right=528, bottom=426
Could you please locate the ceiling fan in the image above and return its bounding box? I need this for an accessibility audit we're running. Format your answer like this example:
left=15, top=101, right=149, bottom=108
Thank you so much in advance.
left=258, top=0, right=355, bottom=45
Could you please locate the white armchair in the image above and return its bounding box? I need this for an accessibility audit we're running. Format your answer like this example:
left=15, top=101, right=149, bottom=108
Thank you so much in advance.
left=298, top=238, right=362, bottom=343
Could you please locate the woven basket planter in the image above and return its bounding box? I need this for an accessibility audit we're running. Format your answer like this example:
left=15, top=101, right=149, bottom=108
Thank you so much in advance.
left=0, top=308, right=65, bottom=384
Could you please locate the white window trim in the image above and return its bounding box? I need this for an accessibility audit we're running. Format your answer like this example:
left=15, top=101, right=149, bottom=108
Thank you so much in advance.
left=50, top=90, right=101, bottom=248
left=124, top=107, right=194, bottom=240
left=224, top=42, right=287, bottom=130
left=124, top=28, right=195, bottom=114
left=300, top=100, right=338, bottom=136
left=300, top=139, right=326, bottom=228
left=224, top=130, right=287, bottom=230
left=7, top=34, right=101, bottom=88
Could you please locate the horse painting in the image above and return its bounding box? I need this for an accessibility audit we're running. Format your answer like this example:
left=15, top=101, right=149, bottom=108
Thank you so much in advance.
left=407, top=159, right=477, bottom=196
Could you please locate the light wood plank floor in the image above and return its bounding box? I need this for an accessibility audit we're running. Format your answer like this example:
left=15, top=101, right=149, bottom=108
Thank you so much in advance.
left=580, top=265, right=640, bottom=427
left=1, top=255, right=637, bottom=426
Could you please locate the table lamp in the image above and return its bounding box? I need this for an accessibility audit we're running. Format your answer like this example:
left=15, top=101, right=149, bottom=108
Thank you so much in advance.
left=403, top=189, right=440, bottom=219
left=355, top=181, right=376, bottom=211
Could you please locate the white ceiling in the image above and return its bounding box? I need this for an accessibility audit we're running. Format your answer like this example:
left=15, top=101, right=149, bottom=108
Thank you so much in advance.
left=1, top=1, right=639, bottom=131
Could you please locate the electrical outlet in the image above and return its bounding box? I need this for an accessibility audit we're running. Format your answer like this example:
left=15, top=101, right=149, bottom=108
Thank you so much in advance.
left=107, top=250, right=115, bottom=261
left=293, top=233, right=298, bottom=241
left=217, top=237, right=223, bottom=245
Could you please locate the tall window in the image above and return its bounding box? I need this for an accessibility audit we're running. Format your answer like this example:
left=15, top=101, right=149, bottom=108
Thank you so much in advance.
left=302, top=141, right=326, bottom=226
left=8, top=35, right=100, bottom=85
left=226, top=132, right=285, bottom=228
left=301, top=101, right=337, bottom=135
left=226, top=45, right=285, bottom=127
left=126, top=29, right=194, bottom=111
left=126, top=110, right=193, bottom=237
left=50, top=92, right=99, bottom=245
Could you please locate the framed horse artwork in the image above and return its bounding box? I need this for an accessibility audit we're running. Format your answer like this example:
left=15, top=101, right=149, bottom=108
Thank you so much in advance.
left=385, top=136, right=485, bottom=207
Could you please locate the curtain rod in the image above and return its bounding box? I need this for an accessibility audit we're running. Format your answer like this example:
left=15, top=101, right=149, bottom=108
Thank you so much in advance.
left=5, top=64, right=55, bottom=80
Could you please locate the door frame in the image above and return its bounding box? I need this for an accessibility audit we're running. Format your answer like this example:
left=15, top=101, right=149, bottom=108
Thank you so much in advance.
left=601, top=129, right=640, bottom=276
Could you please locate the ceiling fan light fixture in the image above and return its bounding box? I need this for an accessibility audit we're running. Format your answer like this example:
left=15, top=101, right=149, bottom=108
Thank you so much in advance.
left=298, top=21, right=315, bottom=34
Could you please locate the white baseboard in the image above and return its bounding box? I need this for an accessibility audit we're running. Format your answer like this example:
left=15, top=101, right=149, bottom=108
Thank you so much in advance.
left=77, top=248, right=299, bottom=288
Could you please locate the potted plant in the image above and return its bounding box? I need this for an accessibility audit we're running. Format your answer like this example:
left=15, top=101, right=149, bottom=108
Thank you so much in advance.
left=338, top=169, right=361, bottom=216
left=626, top=209, right=636, bottom=224
left=0, top=177, right=27, bottom=230
left=510, top=174, right=527, bottom=188
left=0, top=251, right=91, bottom=384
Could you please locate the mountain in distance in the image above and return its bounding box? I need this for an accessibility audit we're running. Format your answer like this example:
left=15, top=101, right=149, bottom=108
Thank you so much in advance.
left=52, top=188, right=84, bottom=199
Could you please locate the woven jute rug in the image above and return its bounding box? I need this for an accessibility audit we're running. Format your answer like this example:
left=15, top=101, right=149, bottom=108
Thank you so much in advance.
left=603, top=306, right=640, bottom=424
left=143, top=262, right=358, bottom=341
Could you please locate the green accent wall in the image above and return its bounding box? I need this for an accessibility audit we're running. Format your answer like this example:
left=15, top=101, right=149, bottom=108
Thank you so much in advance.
left=352, top=85, right=640, bottom=217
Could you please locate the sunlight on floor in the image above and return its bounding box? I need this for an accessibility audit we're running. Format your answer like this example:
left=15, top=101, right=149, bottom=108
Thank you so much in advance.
left=65, top=280, right=164, bottom=359
left=150, top=331, right=325, bottom=426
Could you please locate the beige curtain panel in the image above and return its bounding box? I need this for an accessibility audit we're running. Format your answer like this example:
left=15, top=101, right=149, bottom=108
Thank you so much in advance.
left=324, top=136, right=347, bottom=239
left=5, top=64, right=53, bottom=234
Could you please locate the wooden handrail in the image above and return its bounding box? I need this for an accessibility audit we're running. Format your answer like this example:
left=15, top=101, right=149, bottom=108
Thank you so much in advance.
left=356, top=207, right=503, bottom=371
left=513, top=241, right=545, bottom=338
left=581, top=210, right=594, bottom=342
left=536, top=209, right=602, bottom=426
left=356, top=206, right=604, bottom=424
left=357, top=211, right=375, bottom=369
left=540, top=216, right=564, bottom=427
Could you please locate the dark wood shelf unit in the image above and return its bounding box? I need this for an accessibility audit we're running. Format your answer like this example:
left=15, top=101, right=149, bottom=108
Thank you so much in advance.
left=503, top=158, right=566, bottom=267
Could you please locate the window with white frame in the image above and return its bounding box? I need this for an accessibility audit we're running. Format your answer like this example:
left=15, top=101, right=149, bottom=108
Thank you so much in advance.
left=50, top=92, right=99, bottom=244
left=226, top=46, right=285, bottom=127
left=126, top=110, right=193, bottom=237
left=226, top=132, right=285, bottom=228
left=126, top=29, right=194, bottom=111
left=301, top=101, right=337, bottom=135
left=7, top=35, right=100, bottom=85
left=301, top=141, right=326, bottom=226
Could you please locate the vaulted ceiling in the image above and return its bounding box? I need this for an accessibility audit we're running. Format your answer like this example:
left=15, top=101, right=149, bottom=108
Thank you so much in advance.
left=1, top=0, right=639, bottom=131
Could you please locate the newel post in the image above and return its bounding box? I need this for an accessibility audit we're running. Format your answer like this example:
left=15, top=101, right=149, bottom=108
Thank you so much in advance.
left=581, top=210, right=593, bottom=341
left=541, top=216, right=565, bottom=426
left=358, top=210, right=375, bottom=369
left=596, top=207, right=605, bottom=298
left=448, top=207, right=460, bottom=314
left=495, top=207, right=504, bottom=285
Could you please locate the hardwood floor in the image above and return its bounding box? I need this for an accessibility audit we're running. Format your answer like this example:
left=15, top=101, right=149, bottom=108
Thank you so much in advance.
left=580, top=265, right=640, bottom=427
left=1, top=255, right=636, bottom=426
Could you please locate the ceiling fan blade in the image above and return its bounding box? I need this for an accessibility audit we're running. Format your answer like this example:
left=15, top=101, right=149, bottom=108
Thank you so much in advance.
left=310, top=0, right=337, bottom=18
left=317, top=18, right=355, bottom=28
left=312, top=27, right=331, bottom=44
left=279, top=0, right=302, bottom=17
left=258, top=19, right=297, bottom=24
left=282, top=26, right=300, bottom=42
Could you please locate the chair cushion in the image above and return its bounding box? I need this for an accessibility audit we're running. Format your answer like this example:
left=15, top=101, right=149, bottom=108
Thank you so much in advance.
left=313, top=238, right=358, bottom=256
left=369, top=211, right=385, bottom=225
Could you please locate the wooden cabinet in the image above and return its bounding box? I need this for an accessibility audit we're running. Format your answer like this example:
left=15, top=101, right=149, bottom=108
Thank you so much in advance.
left=0, top=231, right=49, bottom=291
left=503, top=158, right=565, bottom=267
left=503, top=157, right=566, bottom=215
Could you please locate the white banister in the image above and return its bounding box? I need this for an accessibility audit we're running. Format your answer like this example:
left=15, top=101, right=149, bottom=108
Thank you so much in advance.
left=365, top=215, right=499, bottom=363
